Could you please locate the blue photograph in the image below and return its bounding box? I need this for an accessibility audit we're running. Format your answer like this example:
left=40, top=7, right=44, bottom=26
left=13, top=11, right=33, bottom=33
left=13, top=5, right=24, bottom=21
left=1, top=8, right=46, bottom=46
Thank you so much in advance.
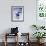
left=11, top=6, right=24, bottom=22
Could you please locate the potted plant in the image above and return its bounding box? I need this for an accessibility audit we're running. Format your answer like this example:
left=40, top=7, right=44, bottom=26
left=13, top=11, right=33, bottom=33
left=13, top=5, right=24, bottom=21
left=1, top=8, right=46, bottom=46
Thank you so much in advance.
left=32, top=25, right=46, bottom=43
left=33, top=32, right=46, bottom=43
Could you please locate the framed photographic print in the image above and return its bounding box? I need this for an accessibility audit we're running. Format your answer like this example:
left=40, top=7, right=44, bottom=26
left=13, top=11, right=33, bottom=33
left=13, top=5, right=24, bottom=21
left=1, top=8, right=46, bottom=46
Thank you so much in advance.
left=11, top=6, right=24, bottom=22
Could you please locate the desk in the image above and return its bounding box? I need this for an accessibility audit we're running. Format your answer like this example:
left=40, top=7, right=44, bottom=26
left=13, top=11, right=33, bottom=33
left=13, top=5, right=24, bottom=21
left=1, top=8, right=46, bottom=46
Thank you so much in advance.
left=4, top=33, right=30, bottom=46
left=4, top=33, right=18, bottom=46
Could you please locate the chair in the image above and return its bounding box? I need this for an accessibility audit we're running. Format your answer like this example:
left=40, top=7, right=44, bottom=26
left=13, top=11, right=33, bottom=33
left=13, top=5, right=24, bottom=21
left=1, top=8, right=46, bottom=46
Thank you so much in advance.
left=18, top=33, right=30, bottom=46
left=4, top=27, right=19, bottom=46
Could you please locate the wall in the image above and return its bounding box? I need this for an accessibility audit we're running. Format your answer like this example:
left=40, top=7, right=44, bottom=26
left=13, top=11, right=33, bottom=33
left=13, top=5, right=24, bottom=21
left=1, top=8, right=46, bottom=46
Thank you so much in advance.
left=0, top=0, right=36, bottom=42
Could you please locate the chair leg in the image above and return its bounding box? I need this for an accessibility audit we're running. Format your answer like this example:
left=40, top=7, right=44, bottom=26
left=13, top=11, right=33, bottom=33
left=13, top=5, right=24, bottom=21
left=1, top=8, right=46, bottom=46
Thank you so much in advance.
left=4, top=41, right=7, bottom=46
left=15, top=34, right=18, bottom=46
left=4, top=33, right=7, bottom=46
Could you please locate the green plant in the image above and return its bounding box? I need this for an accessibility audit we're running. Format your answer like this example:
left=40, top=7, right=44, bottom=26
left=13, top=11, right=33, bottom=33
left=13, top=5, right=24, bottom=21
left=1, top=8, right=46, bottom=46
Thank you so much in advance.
left=33, top=32, right=46, bottom=40
left=32, top=25, right=45, bottom=30
left=40, top=26, right=45, bottom=29
left=32, top=25, right=39, bottom=30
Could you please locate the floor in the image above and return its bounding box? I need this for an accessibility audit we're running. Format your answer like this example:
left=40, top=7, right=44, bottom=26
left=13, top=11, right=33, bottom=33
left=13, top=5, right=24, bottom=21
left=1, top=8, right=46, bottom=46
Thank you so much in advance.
left=0, top=42, right=46, bottom=46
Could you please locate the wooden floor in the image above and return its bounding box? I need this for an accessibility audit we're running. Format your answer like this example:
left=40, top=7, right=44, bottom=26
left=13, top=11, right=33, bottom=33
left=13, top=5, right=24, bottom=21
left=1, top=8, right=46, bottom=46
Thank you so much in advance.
left=0, top=42, right=46, bottom=46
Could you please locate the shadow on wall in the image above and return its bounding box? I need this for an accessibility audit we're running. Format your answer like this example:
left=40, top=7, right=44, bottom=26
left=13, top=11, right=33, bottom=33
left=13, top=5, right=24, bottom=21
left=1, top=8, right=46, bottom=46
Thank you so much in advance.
left=0, top=28, right=11, bottom=42
left=29, top=25, right=37, bottom=42
left=2, top=28, right=11, bottom=34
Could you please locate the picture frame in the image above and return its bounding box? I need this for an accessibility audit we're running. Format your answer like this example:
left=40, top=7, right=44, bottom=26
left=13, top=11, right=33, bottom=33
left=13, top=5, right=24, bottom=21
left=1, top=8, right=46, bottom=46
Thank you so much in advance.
left=11, top=6, right=24, bottom=22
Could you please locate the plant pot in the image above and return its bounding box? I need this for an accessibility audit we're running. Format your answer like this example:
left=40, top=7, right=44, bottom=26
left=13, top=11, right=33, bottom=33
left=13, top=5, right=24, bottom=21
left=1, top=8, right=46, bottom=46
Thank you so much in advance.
left=37, top=39, right=40, bottom=43
left=37, top=39, right=44, bottom=44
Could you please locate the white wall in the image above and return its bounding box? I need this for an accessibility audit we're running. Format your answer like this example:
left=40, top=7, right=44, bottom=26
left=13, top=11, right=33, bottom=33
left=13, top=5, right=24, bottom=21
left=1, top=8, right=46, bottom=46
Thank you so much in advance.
left=0, top=0, right=36, bottom=42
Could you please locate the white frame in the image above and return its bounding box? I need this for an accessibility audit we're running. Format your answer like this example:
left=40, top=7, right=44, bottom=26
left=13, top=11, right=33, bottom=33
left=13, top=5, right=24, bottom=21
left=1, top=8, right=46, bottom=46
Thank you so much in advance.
left=11, top=6, right=24, bottom=22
